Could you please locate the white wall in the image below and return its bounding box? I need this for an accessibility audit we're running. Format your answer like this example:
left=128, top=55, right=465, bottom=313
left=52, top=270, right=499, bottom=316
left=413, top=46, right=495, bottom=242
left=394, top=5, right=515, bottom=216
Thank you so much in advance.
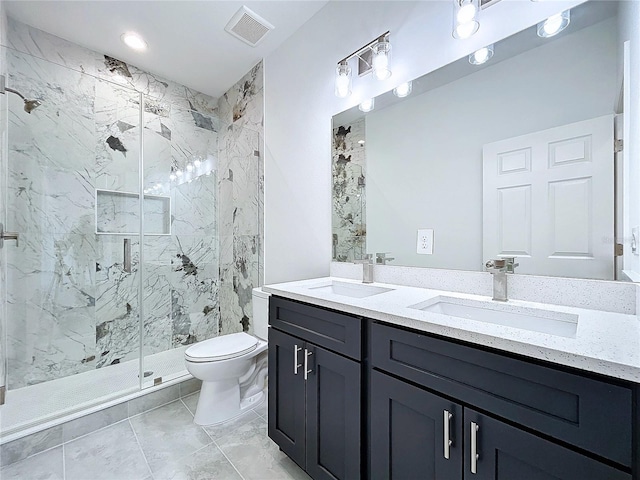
left=263, top=0, right=585, bottom=284
left=366, top=18, right=617, bottom=270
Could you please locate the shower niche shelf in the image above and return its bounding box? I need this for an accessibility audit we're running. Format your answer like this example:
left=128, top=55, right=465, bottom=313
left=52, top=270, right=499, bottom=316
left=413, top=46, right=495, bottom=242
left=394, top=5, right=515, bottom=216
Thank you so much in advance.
left=96, top=189, right=171, bottom=235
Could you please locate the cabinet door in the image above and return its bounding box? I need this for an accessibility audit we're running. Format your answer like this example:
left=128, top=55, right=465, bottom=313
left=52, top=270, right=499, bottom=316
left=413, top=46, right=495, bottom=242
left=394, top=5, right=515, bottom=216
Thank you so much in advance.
left=463, top=409, right=631, bottom=480
left=370, top=370, right=463, bottom=480
left=305, top=344, right=361, bottom=480
left=268, top=328, right=306, bottom=469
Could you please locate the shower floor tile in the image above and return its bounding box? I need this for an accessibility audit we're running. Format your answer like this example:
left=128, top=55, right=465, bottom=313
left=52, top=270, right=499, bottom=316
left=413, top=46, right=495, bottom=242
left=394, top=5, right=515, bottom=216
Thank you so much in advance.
left=1, top=394, right=309, bottom=480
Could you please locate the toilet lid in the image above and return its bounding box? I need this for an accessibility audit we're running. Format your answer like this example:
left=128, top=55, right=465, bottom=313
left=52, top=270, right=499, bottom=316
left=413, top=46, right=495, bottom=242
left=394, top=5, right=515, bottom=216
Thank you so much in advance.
left=185, top=332, right=259, bottom=362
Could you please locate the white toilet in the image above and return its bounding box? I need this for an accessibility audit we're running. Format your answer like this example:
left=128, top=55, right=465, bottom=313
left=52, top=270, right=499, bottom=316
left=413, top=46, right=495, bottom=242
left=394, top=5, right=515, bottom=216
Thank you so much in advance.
left=185, top=288, right=270, bottom=425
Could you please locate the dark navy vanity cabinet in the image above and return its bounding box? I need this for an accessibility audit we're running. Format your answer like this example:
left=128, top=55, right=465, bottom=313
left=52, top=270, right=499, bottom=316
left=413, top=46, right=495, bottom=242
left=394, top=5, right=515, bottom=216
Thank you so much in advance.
left=268, top=296, right=362, bottom=480
left=268, top=297, right=637, bottom=480
left=371, top=322, right=633, bottom=480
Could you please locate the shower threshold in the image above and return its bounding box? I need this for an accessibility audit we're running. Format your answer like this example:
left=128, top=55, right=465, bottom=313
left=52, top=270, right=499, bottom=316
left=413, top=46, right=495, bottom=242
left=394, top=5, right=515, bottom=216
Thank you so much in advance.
left=0, top=346, right=189, bottom=439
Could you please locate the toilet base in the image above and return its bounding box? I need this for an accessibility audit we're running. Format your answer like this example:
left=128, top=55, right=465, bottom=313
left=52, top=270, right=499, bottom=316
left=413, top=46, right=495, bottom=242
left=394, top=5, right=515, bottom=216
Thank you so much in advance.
left=193, top=380, right=265, bottom=426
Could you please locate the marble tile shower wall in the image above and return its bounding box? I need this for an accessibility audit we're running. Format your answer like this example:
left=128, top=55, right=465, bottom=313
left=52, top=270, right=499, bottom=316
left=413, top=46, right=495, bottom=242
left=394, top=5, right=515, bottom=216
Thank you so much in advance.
left=217, top=62, right=264, bottom=336
left=332, top=118, right=366, bottom=262
left=3, top=18, right=225, bottom=389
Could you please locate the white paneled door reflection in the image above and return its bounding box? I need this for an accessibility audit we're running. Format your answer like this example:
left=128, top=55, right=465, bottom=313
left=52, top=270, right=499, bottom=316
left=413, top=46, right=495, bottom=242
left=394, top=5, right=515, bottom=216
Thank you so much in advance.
left=483, top=114, right=614, bottom=280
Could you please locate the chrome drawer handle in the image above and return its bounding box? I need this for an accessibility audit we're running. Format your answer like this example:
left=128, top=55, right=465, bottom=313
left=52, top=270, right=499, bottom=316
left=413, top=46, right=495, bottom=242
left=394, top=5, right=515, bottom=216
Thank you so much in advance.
left=304, top=349, right=313, bottom=380
left=471, top=421, right=479, bottom=474
left=293, top=345, right=302, bottom=375
left=443, top=410, right=453, bottom=459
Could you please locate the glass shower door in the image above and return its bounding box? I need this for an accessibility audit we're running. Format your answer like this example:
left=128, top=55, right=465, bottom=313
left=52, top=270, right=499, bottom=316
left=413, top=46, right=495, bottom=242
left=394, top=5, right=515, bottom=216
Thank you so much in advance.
left=1, top=47, right=143, bottom=434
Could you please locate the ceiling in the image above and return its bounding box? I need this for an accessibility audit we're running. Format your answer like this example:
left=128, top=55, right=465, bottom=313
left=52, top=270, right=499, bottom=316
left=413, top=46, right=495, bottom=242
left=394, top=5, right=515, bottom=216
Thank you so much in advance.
left=4, top=0, right=329, bottom=98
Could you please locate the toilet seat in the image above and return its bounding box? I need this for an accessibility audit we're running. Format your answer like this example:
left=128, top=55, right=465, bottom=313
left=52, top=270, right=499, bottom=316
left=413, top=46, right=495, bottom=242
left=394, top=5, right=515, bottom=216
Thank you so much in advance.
left=185, top=332, right=259, bottom=363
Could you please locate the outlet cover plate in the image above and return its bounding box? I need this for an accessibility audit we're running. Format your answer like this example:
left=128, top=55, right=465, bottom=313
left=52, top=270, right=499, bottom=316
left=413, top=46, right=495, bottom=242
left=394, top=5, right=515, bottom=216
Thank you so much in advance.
left=417, top=229, right=434, bottom=255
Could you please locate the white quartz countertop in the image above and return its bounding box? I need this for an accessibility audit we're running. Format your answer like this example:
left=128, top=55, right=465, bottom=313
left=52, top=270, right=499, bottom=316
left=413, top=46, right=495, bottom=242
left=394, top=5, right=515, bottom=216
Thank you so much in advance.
left=262, top=277, right=640, bottom=382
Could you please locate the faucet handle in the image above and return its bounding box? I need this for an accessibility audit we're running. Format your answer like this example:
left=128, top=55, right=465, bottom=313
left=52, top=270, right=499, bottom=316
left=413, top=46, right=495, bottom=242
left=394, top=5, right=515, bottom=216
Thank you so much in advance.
left=376, top=252, right=394, bottom=264
left=485, top=259, right=507, bottom=271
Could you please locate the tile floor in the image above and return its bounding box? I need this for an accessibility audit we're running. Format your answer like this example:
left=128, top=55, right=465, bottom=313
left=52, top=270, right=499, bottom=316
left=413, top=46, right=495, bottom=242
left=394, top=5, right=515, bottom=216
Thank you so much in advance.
left=1, top=392, right=311, bottom=480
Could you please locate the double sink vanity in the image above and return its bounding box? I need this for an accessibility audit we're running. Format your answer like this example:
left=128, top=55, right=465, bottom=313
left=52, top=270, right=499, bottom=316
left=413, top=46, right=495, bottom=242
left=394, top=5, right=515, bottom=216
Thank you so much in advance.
left=263, top=275, right=640, bottom=480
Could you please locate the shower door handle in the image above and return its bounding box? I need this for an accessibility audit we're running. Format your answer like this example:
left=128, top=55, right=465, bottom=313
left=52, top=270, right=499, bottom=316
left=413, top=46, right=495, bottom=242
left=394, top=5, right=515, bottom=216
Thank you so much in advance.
left=123, top=238, right=131, bottom=273
left=0, top=223, right=19, bottom=248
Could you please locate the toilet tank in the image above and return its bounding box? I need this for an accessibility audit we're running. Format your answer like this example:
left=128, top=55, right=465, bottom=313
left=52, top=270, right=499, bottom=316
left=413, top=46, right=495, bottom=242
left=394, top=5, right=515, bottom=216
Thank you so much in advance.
left=252, top=287, right=270, bottom=341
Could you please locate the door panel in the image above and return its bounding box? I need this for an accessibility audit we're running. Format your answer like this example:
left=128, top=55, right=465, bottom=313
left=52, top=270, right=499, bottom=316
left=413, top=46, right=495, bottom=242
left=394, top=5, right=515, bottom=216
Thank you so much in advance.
left=483, top=115, right=614, bottom=279
left=268, top=328, right=306, bottom=469
left=370, top=370, right=463, bottom=480
left=463, top=409, right=630, bottom=480
left=306, top=344, right=361, bottom=480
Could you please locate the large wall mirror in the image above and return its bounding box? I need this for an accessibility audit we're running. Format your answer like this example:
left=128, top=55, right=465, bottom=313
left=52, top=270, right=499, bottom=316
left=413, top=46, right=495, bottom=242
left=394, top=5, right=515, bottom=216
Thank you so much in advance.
left=332, top=0, right=638, bottom=282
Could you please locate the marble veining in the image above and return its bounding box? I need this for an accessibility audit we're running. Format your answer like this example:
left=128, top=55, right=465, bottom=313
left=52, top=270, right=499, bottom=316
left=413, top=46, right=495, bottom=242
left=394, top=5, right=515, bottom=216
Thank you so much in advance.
left=332, top=118, right=366, bottom=262
left=217, top=62, right=264, bottom=336
left=3, top=18, right=224, bottom=389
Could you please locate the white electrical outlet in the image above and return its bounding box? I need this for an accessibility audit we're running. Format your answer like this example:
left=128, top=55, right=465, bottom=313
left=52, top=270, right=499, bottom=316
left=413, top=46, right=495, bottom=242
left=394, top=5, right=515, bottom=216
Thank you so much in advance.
left=417, top=229, right=434, bottom=255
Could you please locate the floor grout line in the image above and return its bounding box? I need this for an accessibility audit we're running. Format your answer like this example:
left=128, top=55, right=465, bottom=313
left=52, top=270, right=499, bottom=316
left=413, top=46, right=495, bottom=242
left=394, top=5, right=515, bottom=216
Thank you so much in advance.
left=128, top=418, right=154, bottom=480
left=212, top=438, right=246, bottom=480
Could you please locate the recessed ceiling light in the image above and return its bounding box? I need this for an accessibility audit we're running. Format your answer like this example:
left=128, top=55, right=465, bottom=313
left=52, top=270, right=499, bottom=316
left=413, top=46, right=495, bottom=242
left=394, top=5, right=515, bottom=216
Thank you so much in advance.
left=121, top=32, right=148, bottom=51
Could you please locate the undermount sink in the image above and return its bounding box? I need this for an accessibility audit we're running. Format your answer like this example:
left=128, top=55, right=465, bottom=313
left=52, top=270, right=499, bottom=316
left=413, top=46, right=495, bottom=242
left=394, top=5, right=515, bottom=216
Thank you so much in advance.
left=410, top=296, right=578, bottom=338
left=306, top=280, right=394, bottom=298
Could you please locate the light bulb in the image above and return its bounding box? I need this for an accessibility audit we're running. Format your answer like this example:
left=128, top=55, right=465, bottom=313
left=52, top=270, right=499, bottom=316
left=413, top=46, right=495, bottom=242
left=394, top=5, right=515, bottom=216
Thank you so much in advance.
left=176, top=169, right=183, bottom=177
left=454, top=21, right=479, bottom=39
left=537, top=10, right=570, bottom=38
left=194, top=158, right=201, bottom=167
left=393, top=81, right=412, bottom=98
left=335, top=63, right=352, bottom=98
left=186, top=163, right=193, bottom=172
left=170, top=173, right=176, bottom=181
left=457, top=3, right=477, bottom=23
left=372, top=40, right=392, bottom=81
left=359, top=98, right=375, bottom=113
left=469, top=44, right=494, bottom=65
left=121, top=32, right=148, bottom=51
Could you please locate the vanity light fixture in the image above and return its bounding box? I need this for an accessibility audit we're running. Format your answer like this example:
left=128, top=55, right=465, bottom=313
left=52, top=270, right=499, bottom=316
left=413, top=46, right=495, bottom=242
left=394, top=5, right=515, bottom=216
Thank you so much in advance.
left=453, top=0, right=480, bottom=39
left=334, top=32, right=391, bottom=98
left=121, top=32, right=148, bottom=51
left=537, top=10, right=570, bottom=38
left=335, top=61, right=353, bottom=98
left=359, top=98, right=375, bottom=112
left=393, top=81, right=413, bottom=98
left=469, top=44, right=494, bottom=65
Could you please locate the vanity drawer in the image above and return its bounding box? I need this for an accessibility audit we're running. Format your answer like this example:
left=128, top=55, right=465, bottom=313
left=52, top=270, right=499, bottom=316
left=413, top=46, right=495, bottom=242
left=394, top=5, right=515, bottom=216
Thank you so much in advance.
left=370, top=322, right=633, bottom=467
left=269, top=296, right=362, bottom=360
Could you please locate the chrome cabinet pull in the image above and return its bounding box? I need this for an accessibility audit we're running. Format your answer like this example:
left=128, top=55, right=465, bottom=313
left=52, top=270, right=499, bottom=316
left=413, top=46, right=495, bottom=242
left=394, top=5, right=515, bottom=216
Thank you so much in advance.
left=293, top=345, right=302, bottom=375
left=470, top=421, right=479, bottom=474
left=304, top=349, right=313, bottom=380
left=443, top=410, right=453, bottom=459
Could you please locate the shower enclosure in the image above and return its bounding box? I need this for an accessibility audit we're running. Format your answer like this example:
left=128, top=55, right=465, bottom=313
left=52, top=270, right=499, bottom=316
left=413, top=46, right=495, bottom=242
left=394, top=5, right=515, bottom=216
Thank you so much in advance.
left=0, top=37, right=260, bottom=439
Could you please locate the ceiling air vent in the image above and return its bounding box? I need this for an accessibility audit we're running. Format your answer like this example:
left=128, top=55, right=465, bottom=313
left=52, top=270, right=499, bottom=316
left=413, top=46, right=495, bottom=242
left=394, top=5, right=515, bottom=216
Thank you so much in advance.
left=225, top=6, right=274, bottom=47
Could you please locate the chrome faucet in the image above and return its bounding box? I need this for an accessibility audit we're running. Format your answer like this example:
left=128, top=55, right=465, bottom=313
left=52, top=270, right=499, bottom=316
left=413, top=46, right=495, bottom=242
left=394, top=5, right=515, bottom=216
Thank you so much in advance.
left=354, top=254, right=374, bottom=283
left=485, top=259, right=508, bottom=301
left=376, top=252, right=395, bottom=265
